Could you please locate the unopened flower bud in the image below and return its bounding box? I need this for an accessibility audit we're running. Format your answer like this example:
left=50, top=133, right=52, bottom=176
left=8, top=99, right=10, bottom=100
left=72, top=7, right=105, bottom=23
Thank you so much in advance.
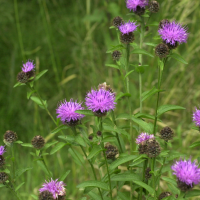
left=97, top=131, right=102, bottom=137
left=145, top=167, right=152, bottom=179
left=32, top=135, right=45, bottom=149
left=160, top=126, right=174, bottom=141
left=112, top=16, right=124, bottom=28
left=0, top=172, right=8, bottom=183
left=158, top=192, right=172, bottom=200
left=146, top=139, right=161, bottom=158
left=0, top=155, right=5, bottom=168
left=4, top=130, right=18, bottom=144
left=149, top=1, right=160, bottom=13
left=88, top=135, right=93, bottom=141
left=138, top=144, right=147, bottom=154
left=135, top=6, right=145, bottom=16
left=112, top=51, right=121, bottom=61
left=120, top=32, right=134, bottom=44
left=105, top=143, right=118, bottom=159
left=155, top=43, right=169, bottom=58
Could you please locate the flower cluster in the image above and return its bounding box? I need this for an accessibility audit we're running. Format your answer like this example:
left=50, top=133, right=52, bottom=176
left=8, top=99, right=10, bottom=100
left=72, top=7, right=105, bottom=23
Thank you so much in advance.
left=126, top=0, right=149, bottom=12
left=119, top=21, right=138, bottom=35
left=22, top=60, right=35, bottom=73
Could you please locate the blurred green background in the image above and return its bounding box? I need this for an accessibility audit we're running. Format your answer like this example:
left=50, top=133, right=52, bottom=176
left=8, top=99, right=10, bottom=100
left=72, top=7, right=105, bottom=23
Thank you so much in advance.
left=1, top=0, right=200, bottom=199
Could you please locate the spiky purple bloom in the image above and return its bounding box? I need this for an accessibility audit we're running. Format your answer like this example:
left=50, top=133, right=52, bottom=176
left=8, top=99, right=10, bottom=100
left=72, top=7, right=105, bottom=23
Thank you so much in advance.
left=171, top=158, right=200, bottom=186
left=22, top=60, right=35, bottom=73
left=119, top=21, right=138, bottom=34
left=193, top=107, right=200, bottom=127
left=136, top=132, right=155, bottom=144
left=158, top=21, right=188, bottom=46
left=0, top=146, right=6, bottom=156
left=126, top=0, right=149, bottom=12
left=39, top=179, right=66, bottom=199
left=85, top=89, right=116, bottom=113
left=56, top=99, right=84, bottom=124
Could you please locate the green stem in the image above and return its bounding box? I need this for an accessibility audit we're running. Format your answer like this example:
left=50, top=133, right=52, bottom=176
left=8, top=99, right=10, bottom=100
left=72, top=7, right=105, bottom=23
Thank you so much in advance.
left=151, top=157, right=156, bottom=198
left=41, top=155, right=52, bottom=177
left=5, top=182, right=22, bottom=200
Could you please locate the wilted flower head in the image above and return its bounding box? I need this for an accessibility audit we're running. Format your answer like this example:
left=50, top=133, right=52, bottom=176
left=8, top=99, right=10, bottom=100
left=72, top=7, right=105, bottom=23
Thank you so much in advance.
left=171, top=158, right=200, bottom=187
left=22, top=60, right=35, bottom=73
left=193, top=107, right=200, bottom=127
left=158, top=21, right=188, bottom=46
left=39, top=179, right=66, bottom=199
left=126, top=0, right=149, bottom=12
left=119, top=21, right=138, bottom=34
left=85, top=89, right=116, bottom=114
left=136, top=132, right=155, bottom=144
left=0, top=146, right=6, bottom=156
left=56, top=99, right=85, bottom=125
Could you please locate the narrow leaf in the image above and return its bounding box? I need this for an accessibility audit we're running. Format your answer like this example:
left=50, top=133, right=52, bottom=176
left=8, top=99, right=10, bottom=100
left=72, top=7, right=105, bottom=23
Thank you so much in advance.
left=131, top=117, right=153, bottom=133
left=124, top=70, right=134, bottom=78
left=15, top=182, right=25, bottom=191
left=185, top=189, right=200, bottom=198
left=131, top=49, right=154, bottom=58
left=190, top=141, right=200, bottom=148
left=77, top=181, right=109, bottom=191
left=111, top=171, right=141, bottom=182
left=157, top=105, right=185, bottom=116
left=106, top=44, right=125, bottom=53
left=133, top=180, right=154, bottom=195
left=68, top=148, right=85, bottom=166
left=34, top=69, right=48, bottom=81
left=74, top=135, right=86, bottom=147
left=162, top=177, right=177, bottom=186
left=59, top=170, right=71, bottom=181
left=142, top=86, right=163, bottom=102
left=145, top=42, right=157, bottom=47
left=21, top=143, right=33, bottom=148
left=15, top=168, right=32, bottom=179
left=51, top=125, right=69, bottom=134
left=37, top=160, right=51, bottom=176
left=87, top=145, right=103, bottom=160
left=169, top=53, right=188, bottom=64
left=13, top=82, right=25, bottom=88
left=88, top=191, right=102, bottom=200
left=105, top=64, right=119, bottom=70
left=75, top=110, right=94, bottom=116
left=115, top=92, right=131, bottom=101
left=27, top=90, right=36, bottom=99
left=42, top=141, right=58, bottom=150
left=50, top=142, right=66, bottom=155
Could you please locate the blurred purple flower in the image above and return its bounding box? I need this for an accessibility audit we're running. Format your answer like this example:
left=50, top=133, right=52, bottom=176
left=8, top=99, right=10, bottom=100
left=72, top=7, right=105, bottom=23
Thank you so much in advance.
left=126, top=0, right=149, bottom=12
left=193, top=107, right=200, bottom=127
left=22, top=60, right=35, bottom=73
left=0, top=146, right=6, bottom=156
left=158, top=21, right=188, bottom=46
left=119, top=21, right=138, bottom=34
left=171, top=158, right=200, bottom=186
left=56, top=99, right=85, bottom=124
left=39, top=179, right=66, bottom=199
left=136, top=132, right=154, bottom=144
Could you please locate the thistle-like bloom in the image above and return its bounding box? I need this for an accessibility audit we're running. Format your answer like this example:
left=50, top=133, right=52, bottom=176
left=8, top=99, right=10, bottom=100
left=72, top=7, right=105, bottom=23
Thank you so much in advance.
left=158, top=21, right=188, bottom=46
left=39, top=179, right=66, bottom=199
left=85, top=89, right=116, bottom=113
left=0, top=146, right=6, bottom=156
left=193, top=107, right=200, bottom=127
left=126, top=0, right=149, bottom=12
left=56, top=99, right=85, bottom=124
left=136, top=132, right=155, bottom=144
left=22, top=60, right=35, bottom=73
left=119, top=21, right=138, bottom=35
left=171, top=158, right=200, bottom=187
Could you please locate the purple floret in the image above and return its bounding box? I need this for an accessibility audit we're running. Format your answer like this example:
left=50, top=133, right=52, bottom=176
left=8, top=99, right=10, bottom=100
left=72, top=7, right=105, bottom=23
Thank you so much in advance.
left=39, top=179, right=66, bottom=199
left=136, top=132, right=155, bottom=144
left=119, top=21, right=138, bottom=34
left=85, top=89, right=116, bottom=113
left=22, top=60, right=35, bottom=73
left=0, top=146, right=6, bottom=156
left=56, top=99, right=85, bottom=124
left=171, top=158, right=200, bottom=186
left=193, top=107, right=200, bottom=127
left=126, top=0, right=149, bottom=12
left=158, top=21, right=188, bottom=46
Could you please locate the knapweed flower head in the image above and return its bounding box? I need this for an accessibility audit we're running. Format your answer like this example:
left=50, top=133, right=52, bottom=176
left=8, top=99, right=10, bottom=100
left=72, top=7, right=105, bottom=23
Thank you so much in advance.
left=85, top=89, right=116, bottom=114
left=158, top=21, right=188, bottom=46
left=22, top=60, right=35, bottom=73
left=171, top=158, right=200, bottom=187
left=56, top=99, right=84, bottom=125
left=126, top=0, right=149, bottom=12
left=136, top=132, right=155, bottom=144
left=39, top=179, right=66, bottom=199
left=193, top=107, right=200, bottom=127
left=119, top=21, right=138, bottom=35
left=0, top=146, right=6, bottom=156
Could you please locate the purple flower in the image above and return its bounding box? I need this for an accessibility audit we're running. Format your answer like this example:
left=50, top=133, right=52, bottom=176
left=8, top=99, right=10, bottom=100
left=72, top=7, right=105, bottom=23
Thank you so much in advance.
left=0, top=146, right=6, bottom=156
left=126, top=0, right=149, bottom=12
left=56, top=99, right=85, bottom=124
left=158, top=21, right=188, bottom=46
left=39, top=179, right=66, bottom=199
left=136, top=132, right=155, bottom=144
left=193, top=107, right=200, bottom=127
left=85, top=89, right=116, bottom=113
left=171, top=158, right=200, bottom=186
left=119, top=21, right=138, bottom=34
left=22, top=60, right=35, bottom=73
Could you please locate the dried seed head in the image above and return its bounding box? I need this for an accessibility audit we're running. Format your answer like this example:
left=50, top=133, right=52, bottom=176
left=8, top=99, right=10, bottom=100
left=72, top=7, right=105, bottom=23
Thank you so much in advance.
left=160, top=126, right=174, bottom=141
left=112, top=16, right=124, bottom=28
left=145, top=167, right=152, bottom=179
left=158, top=19, right=170, bottom=29
left=155, top=43, right=169, bottom=58
left=88, top=135, right=93, bottom=141
left=158, top=192, right=172, bottom=200
left=105, top=143, right=118, bottom=159
left=17, top=71, right=28, bottom=83
left=138, top=144, right=147, bottom=154
left=32, top=135, right=45, bottom=149
left=149, top=1, right=160, bottom=13
left=0, top=172, right=8, bottom=183
left=112, top=50, right=121, bottom=61
left=39, top=191, right=54, bottom=200
left=135, top=6, right=145, bottom=16
left=4, top=130, right=18, bottom=144
left=146, top=139, right=161, bottom=158
left=163, top=40, right=179, bottom=50
left=120, top=32, right=134, bottom=44
left=97, top=131, right=102, bottom=137
left=177, top=179, right=193, bottom=192
left=0, top=155, right=5, bottom=168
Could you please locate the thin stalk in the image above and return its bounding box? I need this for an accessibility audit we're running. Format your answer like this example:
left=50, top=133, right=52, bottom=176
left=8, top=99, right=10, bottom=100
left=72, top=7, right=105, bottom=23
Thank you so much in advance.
left=151, top=157, right=156, bottom=199
left=41, top=155, right=52, bottom=177
left=5, top=182, right=21, bottom=200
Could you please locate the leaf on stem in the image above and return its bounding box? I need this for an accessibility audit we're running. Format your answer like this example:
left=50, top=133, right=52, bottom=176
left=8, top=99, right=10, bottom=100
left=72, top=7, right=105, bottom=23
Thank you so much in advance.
left=142, top=86, right=163, bottom=102
left=75, top=110, right=94, bottom=116
left=34, top=69, right=48, bottom=81
left=87, top=145, right=103, bottom=160
left=115, top=92, right=131, bottom=102
left=50, top=142, right=67, bottom=155
left=13, top=82, right=26, bottom=88
left=157, top=105, right=185, bottom=116
left=106, top=44, right=125, bottom=53
left=131, top=49, right=154, bottom=57
left=77, top=180, right=109, bottom=191
left=105, top=64, right=119, bottom=70
left=59, top=170, right=71, bottom=181
left=169, top=53, right=188, bottom=64
left=50, top=125, right=69, bottom=134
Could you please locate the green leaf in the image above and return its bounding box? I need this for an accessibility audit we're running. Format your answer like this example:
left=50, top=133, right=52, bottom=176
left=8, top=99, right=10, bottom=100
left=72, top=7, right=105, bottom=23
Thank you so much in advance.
left=109, top=26, right=116, bottom=29
left=13, top=82, right=26, bottom=88
left=135, top=65, right=148, bottom=74
left=30, top=195, right=38, bottom=200
left=169, top=53, right=188, bottom=64
left=0, top=169, right=10, bottom=174
left=133, top=180, right=154, bottom=196
left=190, top=141, right=200, bottom=148
left=131, top=117, right=153, bottom=133
left=185, top=189, right=200, bottom=198
left=77, top=181, right=109, bottom=191
left=88, top=191, right=102, bottom=200
left=115, top=92, right=131, bottom=101
left=157, top=105, right=185, bottom=116
left=15, top=168, right=32, bottom=179
left=27, top=90, right=36, bottom=99
left=105, top=64, right=119, bottom=70
left=109, top=155, right=137, bottom=170
left=14, top=140, right=23, bottom=144
left=21, top=143, right=33, bottom=148
left=124, top=70, right=134, bottom=78
left=106, top=44, right=125, bottom=53
left=162, top=177, right=176, bottom=186
left=142, top=86, right=163, bottom=102
left=118, top=191, right=130, bottom=200
left=58, top=135, right=76, bottom=145
left=59, top=170, right=71, bottom=181
left=51, top=125, right=69, bottom=134
left=131, top=49, right=154, bottom=58
left=141, top=14, right=149, bottom=18
left=75, top=110, right=94, bottom=116
left=37, top=160, right=51, bottom=176
left=30, top=96, right=47, bottom=109
left=42, top=141, right=58, bottom=150
left=34, top=69, right=48, bottom=81
left=145, top=42, right=157, bottom=47
left=15, top=182, right=25, bottom=191
left=115, top=113, right=130, bottom=120
left=148, top=22, right=159, bottom=26
left=0, top=184, right=6, bottom=188
left=68, top=148, right=85, bottom=166
left=74, top=135, right=86, bottom=147
left=111, top=171, right=141, bottom=182
left=134, top=113, right=161, bottom=122
left=87, top=145, right=103, bottom=160
left=50, top=142, right=66, bottom=155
